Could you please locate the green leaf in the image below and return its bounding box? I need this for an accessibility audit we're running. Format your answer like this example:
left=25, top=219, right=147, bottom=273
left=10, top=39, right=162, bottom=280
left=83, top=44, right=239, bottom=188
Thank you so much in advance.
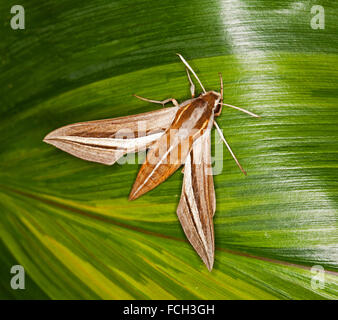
left=0, top=0, right=337, bottom=299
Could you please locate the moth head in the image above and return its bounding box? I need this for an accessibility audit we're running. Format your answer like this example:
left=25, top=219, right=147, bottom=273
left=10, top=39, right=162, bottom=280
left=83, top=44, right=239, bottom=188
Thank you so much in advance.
left=204, top=91, right=222, bottom=116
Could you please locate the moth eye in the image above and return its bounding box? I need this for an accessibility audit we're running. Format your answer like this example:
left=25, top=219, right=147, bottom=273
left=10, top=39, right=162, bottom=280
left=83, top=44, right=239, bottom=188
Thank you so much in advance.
left=214, top=103, right=221, bottom=115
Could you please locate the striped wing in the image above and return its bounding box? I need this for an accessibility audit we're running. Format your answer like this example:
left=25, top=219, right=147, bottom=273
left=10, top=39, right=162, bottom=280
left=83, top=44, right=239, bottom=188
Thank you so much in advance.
left=129, top=98, right=214, bottom=200
left=176, top=129, right=216, bottom=271
left=43, top=106, right=179, bottom=165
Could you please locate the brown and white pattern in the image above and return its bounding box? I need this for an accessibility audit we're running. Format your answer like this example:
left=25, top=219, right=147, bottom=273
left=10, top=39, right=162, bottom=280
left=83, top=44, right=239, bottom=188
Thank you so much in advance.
left=43, top=54, right=257, bottom=270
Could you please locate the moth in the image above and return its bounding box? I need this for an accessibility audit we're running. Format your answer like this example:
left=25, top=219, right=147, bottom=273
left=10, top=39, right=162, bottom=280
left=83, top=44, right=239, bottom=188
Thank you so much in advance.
left=44, top=54, right=259, bottom=270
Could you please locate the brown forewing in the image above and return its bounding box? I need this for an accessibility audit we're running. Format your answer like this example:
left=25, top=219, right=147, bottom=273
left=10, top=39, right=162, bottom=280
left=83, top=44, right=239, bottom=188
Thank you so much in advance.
left=129, top=98, right=214, bottom=200
left=43, top=106, right=179, bottom=165
left=176, top=127, right=215, bottom=271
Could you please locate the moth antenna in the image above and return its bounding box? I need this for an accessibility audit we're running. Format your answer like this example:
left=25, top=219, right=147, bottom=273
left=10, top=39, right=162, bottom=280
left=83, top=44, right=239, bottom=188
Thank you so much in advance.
left=223, top=103, right=260, bottom=118
left=213, top=120, right=247, bottom=175
left=176, top=53, right=206, bottom=93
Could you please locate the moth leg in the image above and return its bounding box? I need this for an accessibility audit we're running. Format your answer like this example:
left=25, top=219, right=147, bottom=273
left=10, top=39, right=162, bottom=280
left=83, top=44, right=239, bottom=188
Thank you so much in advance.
left=213, top=120, right=247, bottom=176
left=176, top=53, right=206, bottom=93
left=133, top=94, right=179, bottom=107
left=185, top=68, right=195, bottom=98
